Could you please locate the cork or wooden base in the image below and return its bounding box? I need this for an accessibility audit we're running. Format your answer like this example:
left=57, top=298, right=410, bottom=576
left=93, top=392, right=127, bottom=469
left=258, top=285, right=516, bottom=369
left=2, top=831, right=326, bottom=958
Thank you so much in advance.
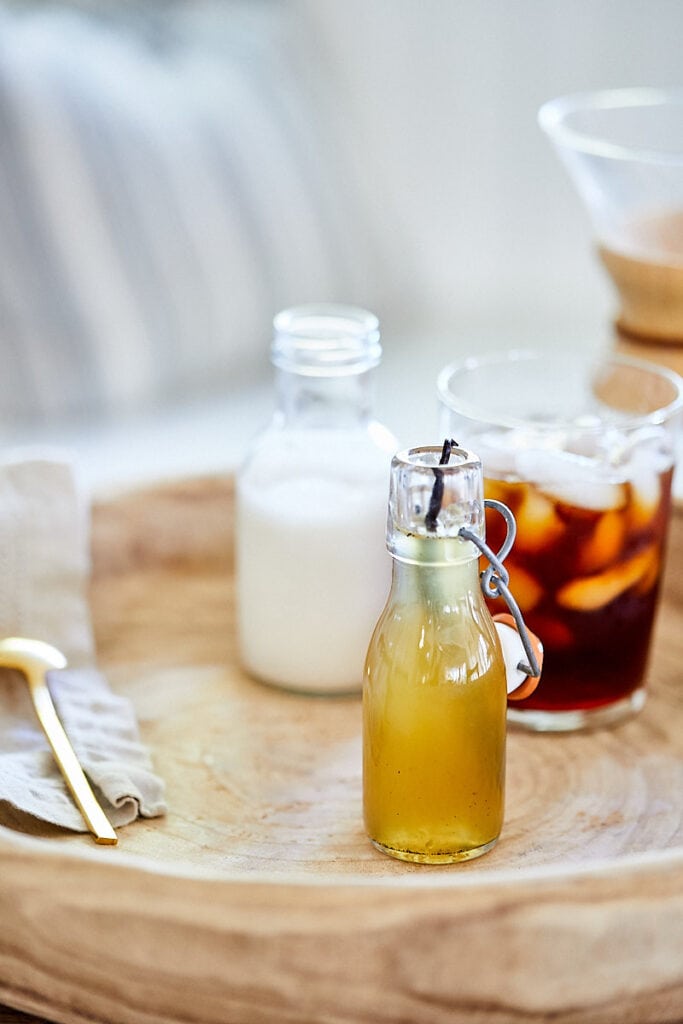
left=614, top=326, right=683, bottom=380
left=599, top=209, right=683, bottom=343
left=0, top=476, right=682, bottom=1024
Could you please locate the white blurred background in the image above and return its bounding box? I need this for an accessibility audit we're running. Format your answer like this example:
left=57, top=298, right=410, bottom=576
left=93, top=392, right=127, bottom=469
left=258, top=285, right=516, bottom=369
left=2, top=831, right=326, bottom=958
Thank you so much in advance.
left=1, top=0, right=682, bottom=491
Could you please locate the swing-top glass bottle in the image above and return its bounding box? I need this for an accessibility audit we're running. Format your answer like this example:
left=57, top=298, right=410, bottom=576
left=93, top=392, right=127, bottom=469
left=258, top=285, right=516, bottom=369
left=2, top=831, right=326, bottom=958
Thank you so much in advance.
left=363, top=444, right=508, bottom=863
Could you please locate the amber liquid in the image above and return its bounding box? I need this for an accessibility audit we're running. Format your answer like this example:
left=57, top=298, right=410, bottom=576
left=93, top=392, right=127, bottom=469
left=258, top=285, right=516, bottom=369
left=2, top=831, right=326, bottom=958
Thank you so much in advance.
left=484, top=468, right=673, bottom=713
left=363, top=561, right=507, bottom=863
left=599, top=208, right=683, bottom=343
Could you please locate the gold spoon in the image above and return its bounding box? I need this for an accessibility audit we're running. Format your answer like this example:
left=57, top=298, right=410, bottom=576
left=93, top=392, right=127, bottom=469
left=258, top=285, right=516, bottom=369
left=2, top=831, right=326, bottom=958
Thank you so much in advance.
left=0, top=637, right=117, bottom=845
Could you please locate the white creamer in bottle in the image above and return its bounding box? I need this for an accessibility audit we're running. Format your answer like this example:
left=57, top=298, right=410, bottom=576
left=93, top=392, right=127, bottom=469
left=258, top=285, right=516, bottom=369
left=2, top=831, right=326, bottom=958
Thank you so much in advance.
left=235, top=305, right=397, bottom=694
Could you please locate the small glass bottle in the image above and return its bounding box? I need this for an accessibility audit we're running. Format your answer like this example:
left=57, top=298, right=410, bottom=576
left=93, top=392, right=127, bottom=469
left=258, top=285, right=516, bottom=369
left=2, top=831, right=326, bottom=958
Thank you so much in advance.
left=363, top=444, right=508, bottom=863
left=236, top=304, right=397, bottom=695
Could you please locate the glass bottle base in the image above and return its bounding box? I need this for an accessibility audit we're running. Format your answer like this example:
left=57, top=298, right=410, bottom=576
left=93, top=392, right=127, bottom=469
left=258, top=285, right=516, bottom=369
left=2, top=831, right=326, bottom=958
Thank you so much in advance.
left=370, top=836, right=498, bottom=864
left=507, top=688, right=645, bottom=733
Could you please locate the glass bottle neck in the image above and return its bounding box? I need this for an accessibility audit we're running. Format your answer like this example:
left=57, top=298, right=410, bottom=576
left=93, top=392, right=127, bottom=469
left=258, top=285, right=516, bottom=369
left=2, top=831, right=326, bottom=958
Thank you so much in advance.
left=273, top=366, right=376, bottom=430
left=390, top=552, right=482, bottom=604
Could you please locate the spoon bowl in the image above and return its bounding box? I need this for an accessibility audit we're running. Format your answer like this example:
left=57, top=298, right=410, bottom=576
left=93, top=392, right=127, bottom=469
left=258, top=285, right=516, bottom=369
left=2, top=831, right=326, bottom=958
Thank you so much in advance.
left=0, top=636, right=67, bottom=676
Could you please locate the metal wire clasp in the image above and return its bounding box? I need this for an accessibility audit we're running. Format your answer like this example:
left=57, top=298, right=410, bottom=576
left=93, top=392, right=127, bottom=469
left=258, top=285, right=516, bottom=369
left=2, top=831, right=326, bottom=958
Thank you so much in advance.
left=459, top=499, right=541, bottom=679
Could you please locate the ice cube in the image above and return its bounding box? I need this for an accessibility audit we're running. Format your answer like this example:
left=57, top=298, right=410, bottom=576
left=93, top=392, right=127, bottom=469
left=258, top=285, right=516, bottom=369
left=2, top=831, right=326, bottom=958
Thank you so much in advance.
left=483, top=477, right=516, bottom=506
left=515, top=449, right=627, bottom=512
left=617, top=426, right=675, bottom=475
left=621, top=433, right=670, bottom=529
left=475, top=430, right=524, bottom=479
left=630, top=469, right=661, bottom=530
left=556, top=544, right=659, bottom=611
left=565, top=417, right=604, bottom=458
left=506, top=563, right=543, bottom=613
left=514, top=485, right=564, bottom=553
left=578, top=510, right=626, bottom=574
left=635, top=552, right=661, bottom=595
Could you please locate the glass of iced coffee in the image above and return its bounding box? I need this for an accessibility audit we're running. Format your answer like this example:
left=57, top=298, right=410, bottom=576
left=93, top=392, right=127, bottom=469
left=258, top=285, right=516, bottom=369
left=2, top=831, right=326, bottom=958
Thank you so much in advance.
left=438, top=350, right=682, bottom=731
left=539, top=89, right=683, bottom=347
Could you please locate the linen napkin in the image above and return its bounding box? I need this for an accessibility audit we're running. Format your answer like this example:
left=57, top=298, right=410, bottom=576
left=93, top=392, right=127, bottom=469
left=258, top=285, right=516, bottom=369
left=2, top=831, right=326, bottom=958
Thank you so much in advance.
left=0, top=455, right=166, bottom=833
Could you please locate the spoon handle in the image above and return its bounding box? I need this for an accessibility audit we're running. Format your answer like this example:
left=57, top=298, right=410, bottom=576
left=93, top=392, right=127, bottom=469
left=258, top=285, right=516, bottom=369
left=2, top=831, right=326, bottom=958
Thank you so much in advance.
left=30, top=677, right=118, bottom=845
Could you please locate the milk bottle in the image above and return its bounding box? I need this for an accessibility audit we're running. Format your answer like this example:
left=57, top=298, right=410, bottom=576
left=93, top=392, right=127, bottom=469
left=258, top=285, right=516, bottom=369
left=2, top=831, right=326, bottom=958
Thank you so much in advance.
left=235, top=305, right=397, bottom=694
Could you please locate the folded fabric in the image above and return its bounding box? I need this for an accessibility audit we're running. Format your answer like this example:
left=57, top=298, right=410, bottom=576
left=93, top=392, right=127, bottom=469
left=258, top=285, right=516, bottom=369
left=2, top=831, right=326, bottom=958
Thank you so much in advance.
left=0, top=455, right=166, bottom=834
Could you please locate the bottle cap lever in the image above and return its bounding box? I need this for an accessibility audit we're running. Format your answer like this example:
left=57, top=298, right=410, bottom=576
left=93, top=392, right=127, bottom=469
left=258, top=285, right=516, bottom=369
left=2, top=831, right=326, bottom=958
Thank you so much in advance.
left=459, top=498, right=543, bottom=699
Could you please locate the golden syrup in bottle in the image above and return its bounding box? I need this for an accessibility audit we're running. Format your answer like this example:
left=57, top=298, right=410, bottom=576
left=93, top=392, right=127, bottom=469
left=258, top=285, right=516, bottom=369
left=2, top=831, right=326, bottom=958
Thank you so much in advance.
left=363, top=444, right=507, bottom=863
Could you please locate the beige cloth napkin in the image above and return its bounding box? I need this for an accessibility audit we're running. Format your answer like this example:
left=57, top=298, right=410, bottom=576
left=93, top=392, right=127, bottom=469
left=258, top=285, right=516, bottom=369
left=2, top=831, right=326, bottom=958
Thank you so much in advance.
left=0, top=455, right=166, bottom=833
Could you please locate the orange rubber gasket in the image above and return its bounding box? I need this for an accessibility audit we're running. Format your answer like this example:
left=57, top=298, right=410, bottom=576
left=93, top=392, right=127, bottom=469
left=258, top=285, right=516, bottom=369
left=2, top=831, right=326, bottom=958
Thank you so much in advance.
left=493, top=612, right=544, bottom=701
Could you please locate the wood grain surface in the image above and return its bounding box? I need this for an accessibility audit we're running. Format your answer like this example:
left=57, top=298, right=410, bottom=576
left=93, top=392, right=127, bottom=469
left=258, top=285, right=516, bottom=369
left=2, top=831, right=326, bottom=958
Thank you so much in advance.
left=0, top=475, right=682, bottom=1024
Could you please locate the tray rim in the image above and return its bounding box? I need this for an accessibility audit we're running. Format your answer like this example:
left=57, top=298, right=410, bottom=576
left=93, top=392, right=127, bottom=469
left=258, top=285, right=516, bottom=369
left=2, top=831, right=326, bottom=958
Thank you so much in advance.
left=1, top=817, right=681, bottom=893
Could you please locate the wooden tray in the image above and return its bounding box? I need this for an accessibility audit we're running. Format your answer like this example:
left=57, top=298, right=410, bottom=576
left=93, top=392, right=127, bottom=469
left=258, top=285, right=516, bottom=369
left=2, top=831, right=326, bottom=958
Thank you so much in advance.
left=0, top=476, right=682, bottom=1024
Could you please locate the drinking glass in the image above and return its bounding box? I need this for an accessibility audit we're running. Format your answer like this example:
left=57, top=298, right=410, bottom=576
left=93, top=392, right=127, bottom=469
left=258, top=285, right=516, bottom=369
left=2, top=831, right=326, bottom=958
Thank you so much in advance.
left=438, top=349, right=682, bottom=731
